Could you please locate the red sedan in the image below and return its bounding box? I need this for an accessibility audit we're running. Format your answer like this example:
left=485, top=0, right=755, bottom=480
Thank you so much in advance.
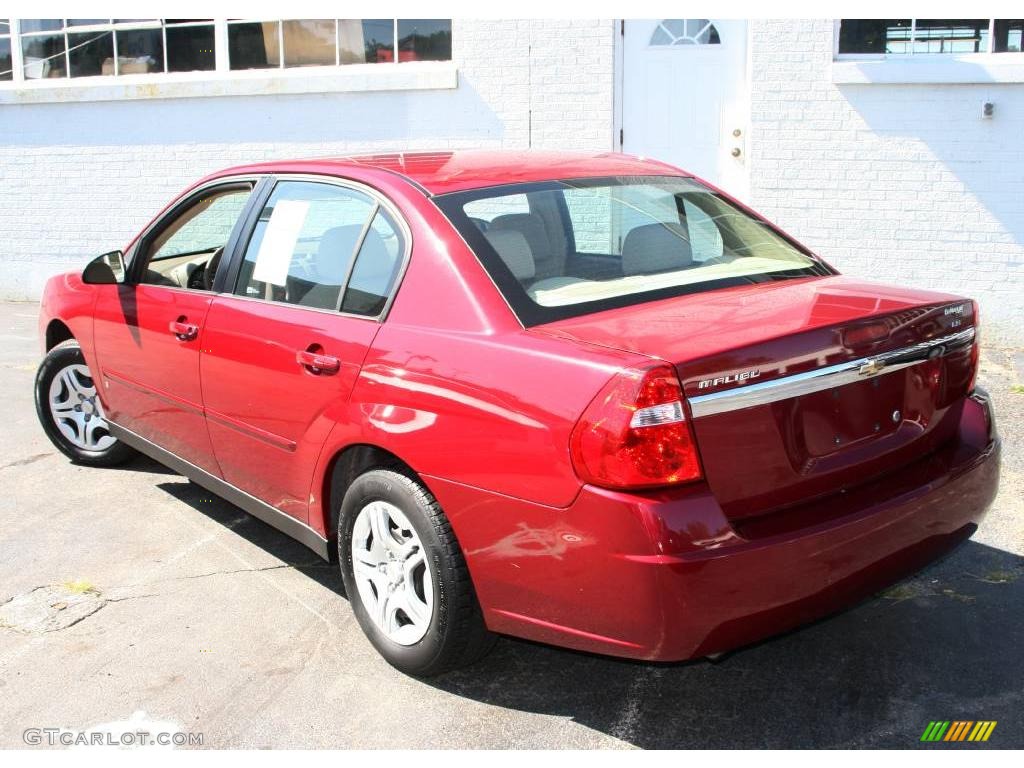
left=35, top=151, right=999, bottom=676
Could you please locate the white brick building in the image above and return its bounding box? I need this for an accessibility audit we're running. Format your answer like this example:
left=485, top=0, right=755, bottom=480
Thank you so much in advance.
left=1, top=18, right=1022, bottom=336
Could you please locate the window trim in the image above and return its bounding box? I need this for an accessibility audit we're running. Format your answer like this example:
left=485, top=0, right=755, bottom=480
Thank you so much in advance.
left=219, top=173, right=414, bottom=323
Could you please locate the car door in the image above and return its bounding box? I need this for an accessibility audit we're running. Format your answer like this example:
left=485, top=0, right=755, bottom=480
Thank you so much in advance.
left=200, top=178, right=407, bottom=523
left=92, top=179, right=257, bottom=475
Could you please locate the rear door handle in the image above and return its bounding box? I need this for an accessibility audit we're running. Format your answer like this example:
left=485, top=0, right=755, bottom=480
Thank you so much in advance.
left=169, top=320, right=199, bottom=341
left=296, top=350, right=340, bottom=375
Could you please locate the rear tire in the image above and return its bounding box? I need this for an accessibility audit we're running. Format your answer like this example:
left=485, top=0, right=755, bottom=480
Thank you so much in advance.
left=338, top=469, right=496, bottom=676
left=34, top=339, right=136, bottom=467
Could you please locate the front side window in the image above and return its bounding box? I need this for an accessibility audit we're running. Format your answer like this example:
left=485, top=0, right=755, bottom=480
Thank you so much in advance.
left=139, top=185, right=252, bottom=289
left=233, top=181, right=405, bottom=316
left=436, top=176, right=831, bottom=326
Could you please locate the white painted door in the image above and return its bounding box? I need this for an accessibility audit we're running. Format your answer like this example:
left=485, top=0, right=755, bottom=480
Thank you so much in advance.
left=621, top=19, right=750, bottom=200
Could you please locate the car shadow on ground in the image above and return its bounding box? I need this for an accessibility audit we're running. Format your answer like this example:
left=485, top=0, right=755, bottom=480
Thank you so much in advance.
left=433, top=540, right=1024, bottom=749
left=155, top=479, right=345, bottom=595
left=111, top=454, right=179, bottom=475
left=154, top=471, right=1022, bottom=749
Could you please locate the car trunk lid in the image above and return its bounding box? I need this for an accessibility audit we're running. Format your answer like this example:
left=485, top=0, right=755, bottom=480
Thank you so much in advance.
left=533, top=276, right=978, bottom=519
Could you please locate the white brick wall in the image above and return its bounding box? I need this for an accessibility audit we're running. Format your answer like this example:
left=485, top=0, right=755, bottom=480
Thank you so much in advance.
left=0, top=19, right=615, bottom=300
left=748, top=19, right=1024, bottom=338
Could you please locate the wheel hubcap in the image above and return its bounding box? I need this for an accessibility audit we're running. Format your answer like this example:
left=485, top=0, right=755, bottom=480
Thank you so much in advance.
left=48, top=364, right=116, bottom=451
left=351, top=500, right=434, bottom=646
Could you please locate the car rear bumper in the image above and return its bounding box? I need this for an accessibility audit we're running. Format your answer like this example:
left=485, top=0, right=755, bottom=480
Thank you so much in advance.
left=429, top=390, right=999, bottom=661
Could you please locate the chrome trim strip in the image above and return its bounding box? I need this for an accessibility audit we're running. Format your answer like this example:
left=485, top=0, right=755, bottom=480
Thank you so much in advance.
left=688, top=327, right=975, bottom=418
left=106, top=420, right=330, bottom=560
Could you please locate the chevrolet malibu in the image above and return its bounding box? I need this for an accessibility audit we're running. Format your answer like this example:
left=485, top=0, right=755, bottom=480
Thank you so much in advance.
left=35, top=151, right=1000, bottom=676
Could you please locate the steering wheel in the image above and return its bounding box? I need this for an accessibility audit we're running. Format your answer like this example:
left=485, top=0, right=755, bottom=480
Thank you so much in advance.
left=203, top=247, right=225, bottom=291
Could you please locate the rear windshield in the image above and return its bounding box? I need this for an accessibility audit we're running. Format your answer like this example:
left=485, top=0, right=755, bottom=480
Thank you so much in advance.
left=434, top=176, right=833, bottom=326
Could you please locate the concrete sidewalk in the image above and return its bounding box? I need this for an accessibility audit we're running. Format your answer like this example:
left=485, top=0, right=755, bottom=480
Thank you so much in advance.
left=1, top=301, right=1021, bottom=748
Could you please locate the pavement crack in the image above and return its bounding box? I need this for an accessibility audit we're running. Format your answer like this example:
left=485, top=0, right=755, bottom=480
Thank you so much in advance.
left=105, top=593, right=160, bottom=603
left=118, top=562, right=331, bottom=589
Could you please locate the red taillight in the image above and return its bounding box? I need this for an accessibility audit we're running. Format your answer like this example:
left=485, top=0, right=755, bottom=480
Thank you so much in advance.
left=969, top=300, right=981, bottom=393
left=570, top=364, right=702, bottom=490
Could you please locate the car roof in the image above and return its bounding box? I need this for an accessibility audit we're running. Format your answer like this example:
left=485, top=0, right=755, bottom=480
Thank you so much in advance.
left=216, top=150, right=688, bottom=196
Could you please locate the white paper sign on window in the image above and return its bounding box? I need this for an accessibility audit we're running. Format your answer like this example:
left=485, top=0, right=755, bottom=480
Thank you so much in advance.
left=251, top=200, right=309, bottom=286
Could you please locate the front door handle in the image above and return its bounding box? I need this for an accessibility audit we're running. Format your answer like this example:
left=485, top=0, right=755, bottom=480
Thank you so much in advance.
left=169, top=319, right=199, bottom=341
left=296, top=350, right=340, bottom=375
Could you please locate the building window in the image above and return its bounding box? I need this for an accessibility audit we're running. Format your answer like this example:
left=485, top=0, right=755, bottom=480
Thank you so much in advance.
left=166, top=20, right=216, bottom=72
left=16, top=19, right=215, bottom=78
left=5, top=18, right=452, bottom=81
left=0, top=19, right=12, bottom=81
left=994, top=19, right=1024, bottom=52
left=227, top=18, right=451, bottom=70
left=650, top=20, right=720, bottom=46
left=397, top=19, right=453, bottom=62
left=839, top=19, right=1024, bottom=56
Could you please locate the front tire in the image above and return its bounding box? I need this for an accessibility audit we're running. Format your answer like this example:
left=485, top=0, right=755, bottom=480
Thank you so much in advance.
left=34, top=339, right=136, bottom=467
left=338, top=469, right=495, bottom=676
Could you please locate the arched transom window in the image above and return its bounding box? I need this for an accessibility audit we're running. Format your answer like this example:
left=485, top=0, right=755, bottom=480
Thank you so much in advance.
left=650, top=19, right=720, bottom=46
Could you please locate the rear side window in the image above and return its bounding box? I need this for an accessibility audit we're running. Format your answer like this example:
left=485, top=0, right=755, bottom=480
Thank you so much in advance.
left=233, top=180, right=405, bottom=315
left=340, top=209, right=405, bottom=316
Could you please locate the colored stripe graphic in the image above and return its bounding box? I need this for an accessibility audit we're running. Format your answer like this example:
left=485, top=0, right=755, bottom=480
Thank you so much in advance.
left=944, top=721, right=972, bottom=741
left=921, top=722, right=950, bottom=741
left=971, top=722, right=997, bottom=742
left=921, top=721, right=996, bottom=742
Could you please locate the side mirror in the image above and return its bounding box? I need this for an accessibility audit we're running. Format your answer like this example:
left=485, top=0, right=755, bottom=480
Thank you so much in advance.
left=82, top=250, right=126, bottom=285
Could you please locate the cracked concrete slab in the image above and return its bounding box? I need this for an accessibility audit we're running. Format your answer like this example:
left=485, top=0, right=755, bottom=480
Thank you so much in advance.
left=0, top=585, right=106, bottom=634
left=0, top=300, right=1021, bottom=749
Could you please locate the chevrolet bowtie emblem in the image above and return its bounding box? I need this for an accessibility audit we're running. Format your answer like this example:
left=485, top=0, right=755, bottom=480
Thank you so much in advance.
left=858, top=359, right=886, bottom=376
